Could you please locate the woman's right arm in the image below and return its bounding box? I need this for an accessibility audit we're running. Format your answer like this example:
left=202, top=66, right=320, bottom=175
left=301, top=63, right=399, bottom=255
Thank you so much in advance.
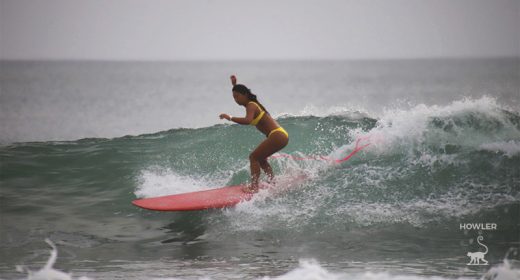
left=220, top=103, right=256, bottom=125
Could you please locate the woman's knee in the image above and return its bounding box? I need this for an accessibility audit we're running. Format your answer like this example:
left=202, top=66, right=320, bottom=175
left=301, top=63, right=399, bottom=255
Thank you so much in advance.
left=258, top=159, right=269, bottom=167
left=249, top=152, right=266, bottom=162
left=249, top=152, right=258, bottom=162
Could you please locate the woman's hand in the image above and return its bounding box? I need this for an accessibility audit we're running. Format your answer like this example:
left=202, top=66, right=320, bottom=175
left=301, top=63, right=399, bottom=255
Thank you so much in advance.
left=230, top=75, right=237, bottom=86
left=219, top=113, right=232, bottom=121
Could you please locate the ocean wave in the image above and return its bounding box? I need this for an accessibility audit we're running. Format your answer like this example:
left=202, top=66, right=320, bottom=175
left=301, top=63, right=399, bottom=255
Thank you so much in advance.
left=190, top=97, right=520, bottom=232
left=1, top=96, right=518, bottom=243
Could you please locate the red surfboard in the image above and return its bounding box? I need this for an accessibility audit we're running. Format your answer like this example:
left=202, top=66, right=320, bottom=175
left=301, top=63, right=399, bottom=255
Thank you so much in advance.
left=132, top=174, right=308, bottom=211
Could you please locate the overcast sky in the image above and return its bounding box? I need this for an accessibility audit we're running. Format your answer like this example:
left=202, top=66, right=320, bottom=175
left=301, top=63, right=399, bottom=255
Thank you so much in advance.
left=1, top=0, right=519, bottom=60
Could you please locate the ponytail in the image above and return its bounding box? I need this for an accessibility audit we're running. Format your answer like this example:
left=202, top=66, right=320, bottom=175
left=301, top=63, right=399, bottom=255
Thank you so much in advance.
left=232, top=84, right=268, bottom=114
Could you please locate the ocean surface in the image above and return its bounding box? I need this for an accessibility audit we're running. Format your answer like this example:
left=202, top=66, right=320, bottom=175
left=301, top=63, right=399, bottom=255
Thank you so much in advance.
left=0, top=59, right=519, bottom=279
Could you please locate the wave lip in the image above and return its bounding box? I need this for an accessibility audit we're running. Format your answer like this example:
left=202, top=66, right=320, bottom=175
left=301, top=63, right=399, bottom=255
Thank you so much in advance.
left=357, top=96, right=519, bottom=153
left=479, top=140, right=520, bottom=158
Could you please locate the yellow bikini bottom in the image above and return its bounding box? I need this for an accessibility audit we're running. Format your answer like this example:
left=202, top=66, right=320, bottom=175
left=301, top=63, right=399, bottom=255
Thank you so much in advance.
left=268, top=127, right=289, bottom=139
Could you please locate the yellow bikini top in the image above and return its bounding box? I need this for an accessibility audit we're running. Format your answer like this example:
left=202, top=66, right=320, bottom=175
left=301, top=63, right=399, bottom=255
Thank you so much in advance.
left=248, top=102, right=265, bottom=126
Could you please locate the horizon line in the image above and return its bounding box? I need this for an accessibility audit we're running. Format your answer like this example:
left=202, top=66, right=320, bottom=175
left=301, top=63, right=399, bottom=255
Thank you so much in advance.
left=1, top=55, right=519, bottom=63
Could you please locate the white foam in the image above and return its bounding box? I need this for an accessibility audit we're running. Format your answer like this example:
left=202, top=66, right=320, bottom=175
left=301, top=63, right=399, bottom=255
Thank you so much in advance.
left=479, top=140, right=520, bottom=158
left=134, top=167, right=221, bottom=198
left=343, top=96, right=519, bottom=156
left=481, top=258, right=520, bottom=280
left=15, top=239, right=93, bottom=280
left=261, top=259, right=343, bottom=280
left=273, top=103, right=371, bottom=120
left=212, top=169, right=321, bottom=233
left=261, top=258, right=520, bottom=280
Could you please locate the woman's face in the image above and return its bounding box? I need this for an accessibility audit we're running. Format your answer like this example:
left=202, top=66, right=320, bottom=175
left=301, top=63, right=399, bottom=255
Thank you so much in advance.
left=232, top=91, right=247, bottom=105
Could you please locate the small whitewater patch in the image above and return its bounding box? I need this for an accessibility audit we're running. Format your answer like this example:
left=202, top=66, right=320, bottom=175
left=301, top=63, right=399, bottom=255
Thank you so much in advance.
left=275, top=105, right=371, bottom=120
left=12, top=239, right=92, bottom=280
left=479, top=141, right=520, bottom=158
left=134, top=167, right=224, bottom=198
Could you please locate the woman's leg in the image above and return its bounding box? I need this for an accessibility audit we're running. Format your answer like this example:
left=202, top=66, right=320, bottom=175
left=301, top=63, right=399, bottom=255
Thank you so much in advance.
left=259, top=160, right=274, bottom=183
left=246, top=132, right=288, bottom=193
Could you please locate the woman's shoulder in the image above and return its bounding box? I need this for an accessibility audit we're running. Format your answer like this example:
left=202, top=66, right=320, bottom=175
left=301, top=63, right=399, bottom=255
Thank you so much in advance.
left=247, top=101, right=261, bottom=109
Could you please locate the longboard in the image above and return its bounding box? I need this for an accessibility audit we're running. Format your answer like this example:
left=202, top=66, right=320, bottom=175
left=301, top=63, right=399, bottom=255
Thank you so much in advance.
left=132, top=174, right=307, bottom=211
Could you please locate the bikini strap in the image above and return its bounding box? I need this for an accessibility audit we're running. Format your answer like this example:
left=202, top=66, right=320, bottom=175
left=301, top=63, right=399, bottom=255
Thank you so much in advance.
left=248, top=101, right=264, bottom=112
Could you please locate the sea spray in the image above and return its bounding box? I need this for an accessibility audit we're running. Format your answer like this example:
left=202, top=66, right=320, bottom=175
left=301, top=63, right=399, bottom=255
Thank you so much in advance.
left=14, top=239, right=92, bottom=280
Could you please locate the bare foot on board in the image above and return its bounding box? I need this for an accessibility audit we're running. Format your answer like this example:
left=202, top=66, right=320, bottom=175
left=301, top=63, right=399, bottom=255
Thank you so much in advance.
left=242, top=186, right=259, bottom=194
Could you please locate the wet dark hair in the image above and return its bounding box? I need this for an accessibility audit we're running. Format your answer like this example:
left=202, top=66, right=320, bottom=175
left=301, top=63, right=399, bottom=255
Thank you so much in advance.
left=232, top=84, right=268, bottom=114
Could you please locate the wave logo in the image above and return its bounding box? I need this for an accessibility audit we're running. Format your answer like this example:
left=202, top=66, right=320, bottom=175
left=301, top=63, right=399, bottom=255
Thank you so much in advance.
left=466, top=235, right=489, bottom=266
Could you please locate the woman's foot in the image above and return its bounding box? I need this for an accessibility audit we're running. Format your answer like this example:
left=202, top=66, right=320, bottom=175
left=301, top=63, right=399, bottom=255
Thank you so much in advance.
left=242, top=185, right=259, bottom=194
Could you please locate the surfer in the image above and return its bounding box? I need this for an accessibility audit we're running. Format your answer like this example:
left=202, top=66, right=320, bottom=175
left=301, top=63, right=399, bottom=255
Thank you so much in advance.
left=219, top=75, right=289, bottom=193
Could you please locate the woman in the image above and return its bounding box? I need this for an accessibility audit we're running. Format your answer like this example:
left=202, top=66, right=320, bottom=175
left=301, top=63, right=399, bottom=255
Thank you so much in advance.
left=219, top=75, right=289, bottom=193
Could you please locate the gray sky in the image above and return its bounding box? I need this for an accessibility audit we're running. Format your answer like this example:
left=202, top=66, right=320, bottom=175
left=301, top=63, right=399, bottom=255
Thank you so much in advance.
left=1, top=0, right=519, bottom=60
